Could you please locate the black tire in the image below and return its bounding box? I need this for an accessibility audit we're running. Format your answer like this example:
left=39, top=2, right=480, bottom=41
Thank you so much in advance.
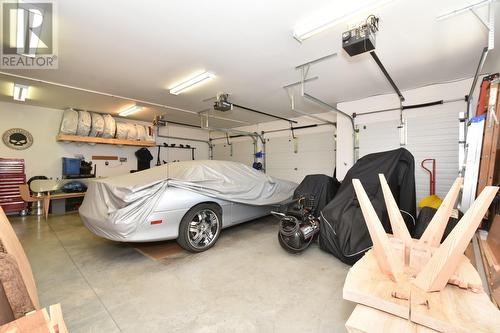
left=177, top=203, right=222, bottom=253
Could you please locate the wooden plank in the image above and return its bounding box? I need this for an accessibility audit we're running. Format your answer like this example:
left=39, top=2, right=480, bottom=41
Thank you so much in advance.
left=479, top=238, right=500, bottom=306
left=43, top=192, right=85, bottom=219
left=388, top=237, right=406, bottom=272
left=414, top=186, right=499, bottom=292
left=353, top=179, right=401, bottom=281
left=0, top=207, right=39, bottom=308
left=487, top=214, right=500, bottom=264
left=91, top=155, right=118, bottom=160
left=481, top=239, right=500, bottom=271
left=48, top=193, right=85, bottom=200
left=494, top=149, right=500, bottom=185
left=410, top=283, right=500, bottom=333
left=345, top=304, right=438, bottom=333
left=132, top=241, right=187, bottom=261
left=56, top=134, right=155, bottom=147
left=343, top=251, right=410, bottom=319
left=477, top=81, right=499, bottom=196
left=0, top=309, right=51, bottom=333
left=465, top=241, right=476, bottom=268
left=30, top=179, right=92, bottom=193
left=409, top=243, right=431, bottom=276
left=408, top=243, right=481, bottom=291
left=447, top=255, right=483, bottom=292
left=419, top=177, right=463, bottom=247
left=48, top=304, right=67, bottom=333
left=379, top=174, right=412, bottom=248
left=485, top=90, right=500, bottom=188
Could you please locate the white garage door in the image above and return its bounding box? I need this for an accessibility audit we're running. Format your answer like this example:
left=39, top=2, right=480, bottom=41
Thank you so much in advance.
left=358, top=120, right=400, bottom=158
left=357, top=106, right=459, bottom=202
left=406, top=109, right=459, bottom=203
left=265, top=130, right=336, bottom=184
left=212, top=139, right=255, bottom=167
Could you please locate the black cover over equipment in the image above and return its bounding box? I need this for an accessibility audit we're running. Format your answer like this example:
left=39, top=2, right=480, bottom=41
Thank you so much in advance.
left=412, top=206, right=460, bottom=243
left=319, top=148, right=416, bottom=265
left=293, top=174, right=340, bottom=217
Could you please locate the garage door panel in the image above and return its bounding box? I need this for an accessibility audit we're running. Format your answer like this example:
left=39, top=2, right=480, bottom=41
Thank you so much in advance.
left=358, top=120, right=400, bottom=158
left=267, top=151, right=333, bottom=165
left=358, top=108, right=460, bottom=202
left=407, top=109, right=459, bottom=201
left=213, top=140, right=255, bottom=166
left=266, top=154, right=300, bottom=169
left=266, top=134, right=335, bottom=152
left=265, top=138, right=294, bottom=153
left=266, top=167, right=334, bottom=184
left=265, top=131, right=336, bottom=183
left=214, top=130, right=335, bottom=183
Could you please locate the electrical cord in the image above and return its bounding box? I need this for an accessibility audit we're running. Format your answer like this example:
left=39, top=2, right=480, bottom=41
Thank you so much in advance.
left=365, top=14, right=379, bottom=33
left=279, top=216, right=301, bottom=237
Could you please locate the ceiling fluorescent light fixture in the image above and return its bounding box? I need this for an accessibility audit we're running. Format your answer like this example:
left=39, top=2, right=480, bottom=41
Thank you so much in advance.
left=119, top=105, right=143, bottom=117
left=169, top=71, right=215, bottom=95
left=13, top=84, right=29, bottom=101
left=436, top=0, right=497, bottom=21
left=292, top=0, right=394, bottom=42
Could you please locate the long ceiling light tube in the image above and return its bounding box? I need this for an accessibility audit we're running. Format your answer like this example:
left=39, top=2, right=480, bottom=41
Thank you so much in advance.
left=13, top=83, right=29, bottom=101
left=169, top=72, right=215, bottom=95
left=292, top=0, right=394, bottom=42
left=0, top=71, right=247, bottom=125
left=119, top=105, right=142, bottom=116
left=436, top=0, right=497, bottom=21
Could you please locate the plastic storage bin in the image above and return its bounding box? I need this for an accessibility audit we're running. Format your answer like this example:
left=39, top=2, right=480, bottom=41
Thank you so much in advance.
left=62, top=158, right=81, bottom=176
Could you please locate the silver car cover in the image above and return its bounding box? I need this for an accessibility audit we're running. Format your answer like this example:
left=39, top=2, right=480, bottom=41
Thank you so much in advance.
left=79, top=160, right=297, bottom=238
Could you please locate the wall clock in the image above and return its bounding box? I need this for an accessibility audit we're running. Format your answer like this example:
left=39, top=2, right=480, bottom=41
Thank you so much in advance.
left=2, top=128, right=33, bottom=150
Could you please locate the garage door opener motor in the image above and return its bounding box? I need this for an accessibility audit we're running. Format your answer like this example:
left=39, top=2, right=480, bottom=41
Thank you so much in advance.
left=272, top=196, right=320, bottom=254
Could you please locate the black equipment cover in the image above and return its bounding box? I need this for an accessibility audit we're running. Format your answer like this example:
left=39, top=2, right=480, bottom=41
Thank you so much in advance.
left=413, top=206, right=460, bottom=243
left=319, top=148, right=416, bottom=265
left=293, top=174, right=340, bottom=217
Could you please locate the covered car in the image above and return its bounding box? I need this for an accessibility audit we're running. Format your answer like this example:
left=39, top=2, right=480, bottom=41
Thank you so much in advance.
left=318, top=148, right=416, bottom=264
left=79, top=160, right=296, bottom=252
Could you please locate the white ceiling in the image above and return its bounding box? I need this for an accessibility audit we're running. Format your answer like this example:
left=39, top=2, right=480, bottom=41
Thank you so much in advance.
left=0, top=0, right=499, bottom=127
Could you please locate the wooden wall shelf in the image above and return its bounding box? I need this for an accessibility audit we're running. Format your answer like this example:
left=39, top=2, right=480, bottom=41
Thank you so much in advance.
left=56, top=134, right=155, bottom=147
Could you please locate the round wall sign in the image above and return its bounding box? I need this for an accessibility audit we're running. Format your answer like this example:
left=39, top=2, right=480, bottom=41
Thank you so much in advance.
left=2, top=128, right=33, bottom=150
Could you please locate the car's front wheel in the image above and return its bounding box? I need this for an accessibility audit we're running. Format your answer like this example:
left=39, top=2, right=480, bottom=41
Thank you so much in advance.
left=177, top=203, right=222, bottom=252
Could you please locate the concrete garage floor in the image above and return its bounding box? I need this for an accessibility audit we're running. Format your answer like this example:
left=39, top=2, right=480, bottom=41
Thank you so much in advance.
left=10, top=213, right=354, bottom=332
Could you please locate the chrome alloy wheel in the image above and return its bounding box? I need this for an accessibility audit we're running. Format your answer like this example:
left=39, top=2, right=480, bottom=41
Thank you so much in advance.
left=187, top=209, right=220, bottom=250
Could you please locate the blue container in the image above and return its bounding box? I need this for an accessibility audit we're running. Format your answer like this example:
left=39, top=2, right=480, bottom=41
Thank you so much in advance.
left=62, top=157, right=81, bottom=175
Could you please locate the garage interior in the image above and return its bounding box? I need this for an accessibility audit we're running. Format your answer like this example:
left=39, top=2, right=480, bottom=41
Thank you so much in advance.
left=1, top=0, right=500, bottom=332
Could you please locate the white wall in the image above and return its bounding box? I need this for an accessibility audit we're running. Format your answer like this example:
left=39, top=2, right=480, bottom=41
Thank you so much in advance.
left=0, top=101, right=209, bottom=180
left=155, top=125, right=210, bottom=164
left=211, top=114, right=337, bottom=184
left=336, top=78, right=472, bottom=202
